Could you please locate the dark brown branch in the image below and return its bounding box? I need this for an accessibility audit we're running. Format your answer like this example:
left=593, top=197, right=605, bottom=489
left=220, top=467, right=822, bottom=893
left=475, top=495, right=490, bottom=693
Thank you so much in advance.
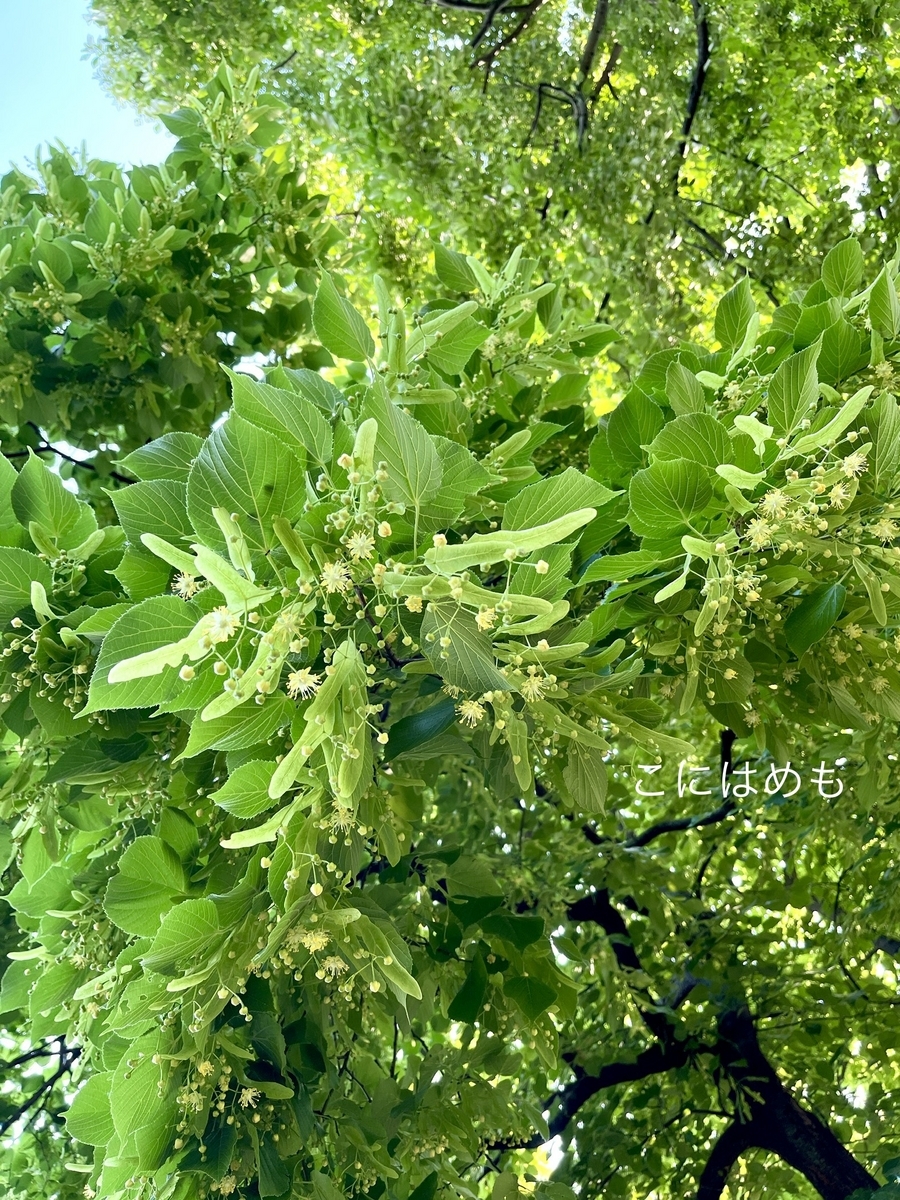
left=696, top=1121, right=756, bottom=1200
left=577, top=0, right=610, bottom=86
left=472, top=0, right=545, bottom=71
left=590, top=41, right=621, bottom=101
left=522, top=82, right=589, bottom=149
left=273, top=49, right=297, bottom=70
left=471, top=0, right=512, bottom=48
left=489, top=1040, right=703, bottom=1152
left=568, top=889, right=675, bottom=1042
left=430, top=0, right=532, bottom=11
left=674, top=0, right=710, bottom=193
left=0, top=1044, right=80, bottom=1135
left=626, top=797, right=736, bottom=848
left=704, top=1008, right=879, bottom=1200
left=4, top=438, right=134, bottom=485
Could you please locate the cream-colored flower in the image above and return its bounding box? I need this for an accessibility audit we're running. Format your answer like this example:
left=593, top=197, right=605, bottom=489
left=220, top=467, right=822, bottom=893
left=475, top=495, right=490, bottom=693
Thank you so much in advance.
left=377, top=521, right=392, bottom=538
left=295, top=928, right=331, bottom=953
left=202, top=607, right=239, bottom=645
left=534, top=559, right=550, bottom=575
left=828, top=483, right=849, bottom=509
left=871, top=518, right=898, bottom=543
left=746, top=518, right=773, bottom=550
left=322, top=955, right=349, bottom=977
left=218, top=1177, right=237, bottom=1197
left=759, top=490, right=790, bottom=520
left=457, top=699, right=486, bottom=727
left=844, top=623, right=863, bottom=639
left=329, top=801, right=355, bottom=832
left=287, top=668, right=321, bottom=700
left=197, top=1060, right=216, bottom=1077
left=404, top=595, right=424, bottom=613
left=347, top=530, right=375, bottom=561
left=239, top=1087, right=261, bottom=1109
left=842, top=451, right=868, bottom=478
left=320, top=560, right=351, bottom=593
left=475, top=607, right=497, bottom=631
left=173, top=572, right=201, bottom=599
left=519, top=667, right=546, bottom=702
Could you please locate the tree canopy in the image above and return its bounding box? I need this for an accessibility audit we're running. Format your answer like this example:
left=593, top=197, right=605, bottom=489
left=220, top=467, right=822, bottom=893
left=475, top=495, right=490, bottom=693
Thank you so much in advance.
left=3, top=8, right=900, bottom=1200
left=3, top=227, right=900, bottom=1199
left=0, top=69, right=333, bottom=471
left=88, top=0, right=900, bottom=344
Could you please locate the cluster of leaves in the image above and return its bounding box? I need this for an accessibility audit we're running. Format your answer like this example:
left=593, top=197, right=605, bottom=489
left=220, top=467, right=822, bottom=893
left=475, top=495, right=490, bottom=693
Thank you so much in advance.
left=87, top=0, right=900, bottom=346
left=0, top=66, right=334, bottom=469
left=3, top=236, right=900, bottom=1200
left=0, top=249, right=632, bottom=1199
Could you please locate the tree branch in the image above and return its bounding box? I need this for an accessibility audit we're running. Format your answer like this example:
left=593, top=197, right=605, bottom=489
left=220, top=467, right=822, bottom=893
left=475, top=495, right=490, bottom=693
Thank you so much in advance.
left=674, top=0, right=710, bottom=193
left=0, top=1044, right=80, bottom=1136
left=471, top=0, right=512, bottom=49
left=626, top=797, right=736, bottom=848
left=577, top=0, right=610, bottom=86
left=590, top=41, right=621, bottom=101
left=472, top=0, right=545, bottom=72
left=696, top=1121, right=756, bottom=1200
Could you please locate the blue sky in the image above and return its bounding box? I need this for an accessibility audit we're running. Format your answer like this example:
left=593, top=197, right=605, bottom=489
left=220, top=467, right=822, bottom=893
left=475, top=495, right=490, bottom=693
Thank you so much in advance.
left=0, top=0, right=174, bottom=173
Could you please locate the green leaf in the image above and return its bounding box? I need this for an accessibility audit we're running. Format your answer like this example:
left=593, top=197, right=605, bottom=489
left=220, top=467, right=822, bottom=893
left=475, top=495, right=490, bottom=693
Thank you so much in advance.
left=109, top=1035, right=179, bottom=1170
left=104, top=835, right=187, bottom=936
left=871, top=391, right=900, bottom=487
left=142, top=898, right=221, bottom=975
left=817, top=316, right=866, bottom=385
left=822, top=237, right=864, bottom=297
left=180, top=694, right=293, bottom=758
left=187, top=413, right=306, bottom=551
left=385, top=697, right=457, bottom=759
left=481, top=912, right=545, bottom=949
left=0, top=547, right=52, bottom=624
left=66, top=1072, right=115, bottom=1147
left=425, top=315, right=490, bottom=374
left=628, top=459, right=712, bottom=537
left=606, top=390, right=664, bottom=470
left=258, top=1133, right=292, bottom=1197
left=765, top=340, right=821, bottom=437
left=503, top=467, right=617, bottom=530
left=648, top=413, right=731, bottom=469
left=870, top=267, right=900, bottom=340
left=210, top=759, right=278, bottom=818
left=84, top=596, right=201, bottom=714
left=112, top=480, right=192, bottom=549
left=83, top=196, right=116, bottom=244
left=119, top=432, right=203, bottom=482
left=561, top=741, right=608, bottom=812
left=11, top=452, right=95, bottom=545
left=665, top=361, right=707, bottom=415
left=408, top=1174, right=440, bottom=1200
left=434, top=241, right=478, bottom=292
left=313, top=272, right=374, bottom=360
left=447, top=952, right=488, bottom=1022
left=362, top=384, right=442, bottom=520
left=580, top=549, right=666, bottom=584
left=503, top=974, right=558, bottom=1020
left=715, top=276, right=756, bottom=352
left=421, top=602, right=509, bottom=694
left=227, top=367, right=333, bottom=466
left=569, top=323, right=620, bottom=357
left=784, top=583, right=846, bottom=657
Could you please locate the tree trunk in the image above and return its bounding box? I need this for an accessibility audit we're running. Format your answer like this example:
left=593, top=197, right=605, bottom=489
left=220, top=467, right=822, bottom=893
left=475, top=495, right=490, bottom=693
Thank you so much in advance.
left=698, top=1008, right=879, bottom=1200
